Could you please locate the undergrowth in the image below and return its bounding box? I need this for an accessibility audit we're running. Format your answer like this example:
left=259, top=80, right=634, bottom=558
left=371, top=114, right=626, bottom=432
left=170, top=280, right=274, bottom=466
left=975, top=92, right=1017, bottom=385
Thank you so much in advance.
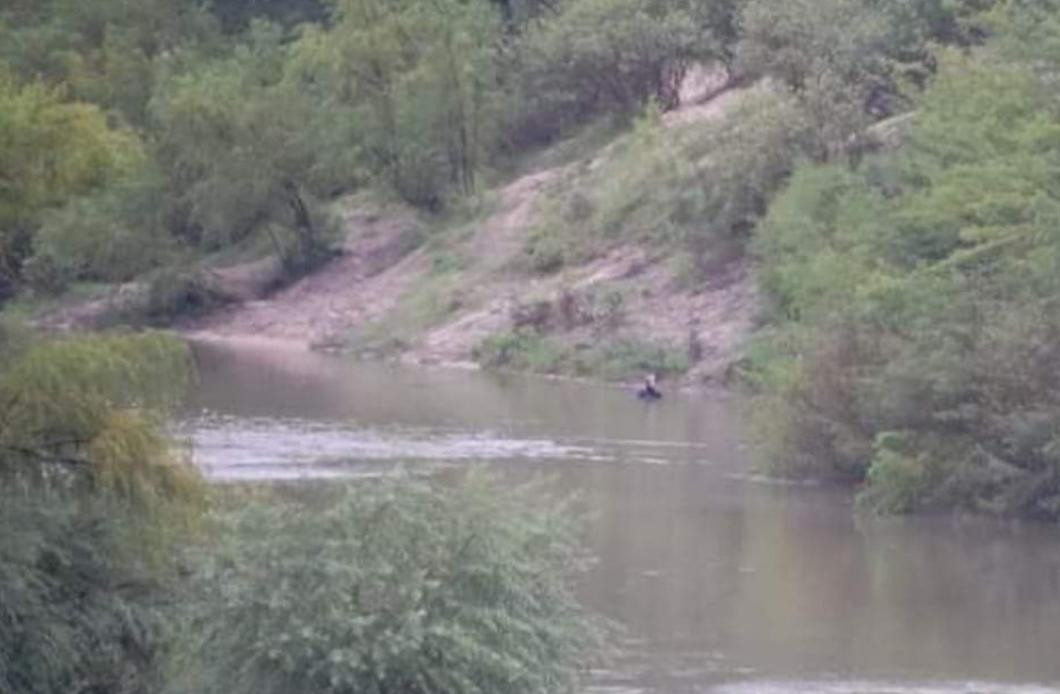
left=521, top=87, right=809, bottom=280
left=474, top=328, right=689, bottom=381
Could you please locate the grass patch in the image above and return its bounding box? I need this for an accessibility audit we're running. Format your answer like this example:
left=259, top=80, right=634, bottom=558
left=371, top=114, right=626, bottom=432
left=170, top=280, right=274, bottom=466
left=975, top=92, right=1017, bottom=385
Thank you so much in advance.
left=0, top=282, right=112, bottom=322
left=521, top=88, right=807, bottom=278
left=474, top=328, right=688, bottom=381
left=345, top=273, right=468, bottom=357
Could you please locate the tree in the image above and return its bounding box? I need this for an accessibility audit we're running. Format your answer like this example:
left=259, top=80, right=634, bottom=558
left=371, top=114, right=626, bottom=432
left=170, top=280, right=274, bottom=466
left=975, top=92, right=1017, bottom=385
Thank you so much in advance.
left=510, top=0, right=708, bottom=144
left=0, top=0, right=220, bottom=126
left=295, top=0, right=502, bottom=207
left=748, top=49, right=1060, bottom=518
left=0, top=330, right=200, bottom=506
left=0, top=329, right=203, bottom=694
left=735, top=0, right=892, bottom=158
left=0, top=67, right=142, bottom=298
left=151, top=23, right=341, bottom=272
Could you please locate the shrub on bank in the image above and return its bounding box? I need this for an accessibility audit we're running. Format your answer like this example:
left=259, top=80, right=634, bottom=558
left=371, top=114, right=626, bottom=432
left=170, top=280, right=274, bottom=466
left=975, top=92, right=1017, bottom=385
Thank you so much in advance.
left=475, top=328, right=688, bottom=381
left=171, top=477, right=604, bottom=694
left=747, top=51, right=1060, bottom=519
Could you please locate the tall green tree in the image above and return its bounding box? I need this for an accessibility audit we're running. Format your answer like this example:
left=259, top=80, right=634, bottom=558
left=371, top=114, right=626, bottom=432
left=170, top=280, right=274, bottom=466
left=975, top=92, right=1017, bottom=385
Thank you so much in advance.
left=749, top=48, right=1060, bottom=518
left=295, top=0, right=501, bottom=206
left=0, top=67, right=142, bottom=298
left=510, top=0, right=708, bottom=144
left=736, top=0, right=891, bottom=159
left=152, top=22, right=343, bottom=271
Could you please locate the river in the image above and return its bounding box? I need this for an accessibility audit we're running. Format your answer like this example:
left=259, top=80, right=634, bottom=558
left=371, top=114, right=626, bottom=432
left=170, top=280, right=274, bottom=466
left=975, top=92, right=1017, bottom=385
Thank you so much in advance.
left=181, top=336, right=1060, bottom=694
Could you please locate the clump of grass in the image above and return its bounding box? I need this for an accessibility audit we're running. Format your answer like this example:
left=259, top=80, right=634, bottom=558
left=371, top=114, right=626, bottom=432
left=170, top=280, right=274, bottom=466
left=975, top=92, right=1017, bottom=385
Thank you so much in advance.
left=473, top=329, right=569, bottom=373
left=345, top=274, right=467, bottom=357
left=474, top=328, right=688, bottom=381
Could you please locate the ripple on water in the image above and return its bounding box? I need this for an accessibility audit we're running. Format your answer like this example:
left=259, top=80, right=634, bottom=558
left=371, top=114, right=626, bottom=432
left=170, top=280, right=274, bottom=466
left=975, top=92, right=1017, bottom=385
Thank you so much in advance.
left=177, top=414, right=654, bottom=481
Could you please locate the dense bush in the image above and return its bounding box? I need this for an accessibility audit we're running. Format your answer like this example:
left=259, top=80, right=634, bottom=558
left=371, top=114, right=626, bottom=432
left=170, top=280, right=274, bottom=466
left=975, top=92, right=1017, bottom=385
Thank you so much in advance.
left=748, top=50, right=1060, bottom=518
left=171, top=476, right=603, bottom=694
left=0, top=330, right=202, bottom=694
left=0, top=494, right=176, bottom=694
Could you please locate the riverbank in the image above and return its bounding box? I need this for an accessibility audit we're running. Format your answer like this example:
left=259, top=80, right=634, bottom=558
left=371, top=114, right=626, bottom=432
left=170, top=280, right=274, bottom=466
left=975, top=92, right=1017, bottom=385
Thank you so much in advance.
left=26, top=69, right=762, bottom=389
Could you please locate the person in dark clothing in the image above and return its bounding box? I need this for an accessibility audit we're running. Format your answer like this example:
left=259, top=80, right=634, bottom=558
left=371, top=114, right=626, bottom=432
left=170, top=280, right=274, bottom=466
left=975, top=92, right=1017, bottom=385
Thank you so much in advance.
left=637, top=372, right=662, bottom=400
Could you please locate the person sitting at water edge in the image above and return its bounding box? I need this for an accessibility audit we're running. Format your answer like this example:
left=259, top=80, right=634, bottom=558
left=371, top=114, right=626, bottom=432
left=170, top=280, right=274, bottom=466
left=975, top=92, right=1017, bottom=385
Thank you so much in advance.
left=637, top=373, right=662, bottom=400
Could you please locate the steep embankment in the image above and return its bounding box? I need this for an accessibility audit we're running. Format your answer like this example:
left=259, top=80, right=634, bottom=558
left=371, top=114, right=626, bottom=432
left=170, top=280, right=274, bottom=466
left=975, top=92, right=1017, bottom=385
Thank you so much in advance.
left=185, top=70, right=759, bottom=384
left=20, top=67, right=756, bottom=385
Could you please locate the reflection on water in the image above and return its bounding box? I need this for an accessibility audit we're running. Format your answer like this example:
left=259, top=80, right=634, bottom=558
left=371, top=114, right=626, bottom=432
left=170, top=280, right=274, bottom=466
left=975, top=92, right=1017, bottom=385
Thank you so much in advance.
left=183, top=336, right=1060, bottom=693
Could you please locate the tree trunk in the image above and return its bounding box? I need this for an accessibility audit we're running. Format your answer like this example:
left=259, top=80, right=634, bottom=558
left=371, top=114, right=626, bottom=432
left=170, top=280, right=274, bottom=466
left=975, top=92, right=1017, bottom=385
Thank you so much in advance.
left=282, top=179, right=318, bottom=261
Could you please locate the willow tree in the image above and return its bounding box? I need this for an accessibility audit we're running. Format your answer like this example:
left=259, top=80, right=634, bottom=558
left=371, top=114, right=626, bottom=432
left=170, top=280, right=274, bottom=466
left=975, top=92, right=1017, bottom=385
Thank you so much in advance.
left=0, top=330, right=199, bottom=507
left=0, top=328, right=203, bottom=694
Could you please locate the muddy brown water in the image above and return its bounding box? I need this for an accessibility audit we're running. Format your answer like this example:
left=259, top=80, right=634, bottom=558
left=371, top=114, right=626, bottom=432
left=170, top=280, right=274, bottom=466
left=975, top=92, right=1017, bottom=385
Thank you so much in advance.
left=182, top=336, right=1060, bottom=694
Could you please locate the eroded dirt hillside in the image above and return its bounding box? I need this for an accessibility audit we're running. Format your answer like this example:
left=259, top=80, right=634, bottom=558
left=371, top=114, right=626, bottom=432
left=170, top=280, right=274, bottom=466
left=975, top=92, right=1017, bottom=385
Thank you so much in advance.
left=43, top=67, right=760, bottom=386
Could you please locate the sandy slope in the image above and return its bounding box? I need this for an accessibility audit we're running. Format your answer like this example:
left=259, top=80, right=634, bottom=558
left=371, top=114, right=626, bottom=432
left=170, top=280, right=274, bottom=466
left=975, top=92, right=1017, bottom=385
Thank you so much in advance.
left=46, top=67, right=759, bottom=384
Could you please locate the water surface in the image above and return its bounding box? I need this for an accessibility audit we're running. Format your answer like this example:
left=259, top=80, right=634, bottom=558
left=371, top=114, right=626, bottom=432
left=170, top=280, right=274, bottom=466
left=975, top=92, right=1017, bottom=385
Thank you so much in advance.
left=183, top=336, right=1060, bottom=694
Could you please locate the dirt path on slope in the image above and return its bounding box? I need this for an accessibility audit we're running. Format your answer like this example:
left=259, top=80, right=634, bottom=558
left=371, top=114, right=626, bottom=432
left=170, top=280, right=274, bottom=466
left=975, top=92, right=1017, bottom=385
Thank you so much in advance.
left=175, top=69, right=760, bottom=382
left=185, top=205, right=428, bottom=348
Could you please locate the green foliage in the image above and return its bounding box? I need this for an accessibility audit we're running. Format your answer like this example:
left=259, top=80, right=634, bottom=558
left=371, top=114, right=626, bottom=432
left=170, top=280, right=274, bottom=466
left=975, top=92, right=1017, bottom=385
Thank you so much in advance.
left=0, top=328, right=203, bottom=694
left=0, top=0, right=220, bottom=126
left=0, top=492, right=176, bottom=694
left=527, top=89, right=810, bottom=275
left=736, top=0, right=892, bottom=157
left=583, top=337, right=690, bottom=380
left=151, top=23, right=342, bottom=274
left=872, top=0, right=996, bottom=52
left=509, top=0, right=708, bottom=145
left=297, top=0, right=502, bottom=207
left=475, top=328, right=688, bottom=380
left=0, top=331, right=201, bottom=511
left=30, top=178, right=179, bottom=290
left=474, top=328, right=568, bottom=373
left=172, top=476, right=604, bottom=694
left=0, top=67, right=143, bottom=295
left=208, top=0, right=329, bottom=33
left=734, top=0, right=1000, bottom=157
left=859, top=433, right=933, bottom=514
left=748, top=48, right=1060, bottom=518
